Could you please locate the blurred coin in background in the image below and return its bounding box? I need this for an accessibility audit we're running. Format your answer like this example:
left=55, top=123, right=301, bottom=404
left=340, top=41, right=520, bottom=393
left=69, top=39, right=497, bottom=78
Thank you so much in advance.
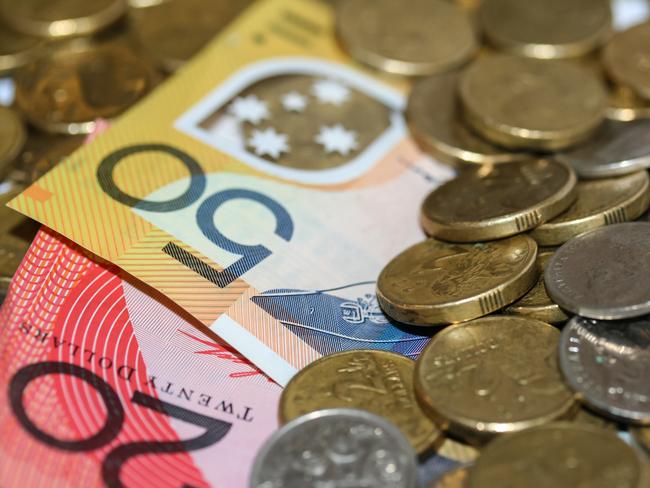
left=0, top=21, right=44, bottom=75
left=603, top=21, right=650, bottom=100
left=0, top=107, right=26, bottom=180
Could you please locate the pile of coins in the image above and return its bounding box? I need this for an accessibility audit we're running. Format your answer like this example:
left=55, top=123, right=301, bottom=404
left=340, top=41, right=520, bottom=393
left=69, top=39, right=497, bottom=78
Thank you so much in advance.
left=251, top=1, right=650, bottom=487
left=0, top=0, right=251, bottom=300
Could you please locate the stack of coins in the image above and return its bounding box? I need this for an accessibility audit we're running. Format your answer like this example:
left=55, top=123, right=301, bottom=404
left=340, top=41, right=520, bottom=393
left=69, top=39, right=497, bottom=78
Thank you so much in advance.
left=0, top=0, right=251, bottom=300
left=252, top=1, right=650, bottom=487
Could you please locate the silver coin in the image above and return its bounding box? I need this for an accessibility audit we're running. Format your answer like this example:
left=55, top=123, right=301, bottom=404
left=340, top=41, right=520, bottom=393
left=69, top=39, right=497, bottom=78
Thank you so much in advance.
left=556, top=120, right=650, bottom=178
left=250, top=408, right=417, bottom=488
left=545, top=223, right=650, bottom=319
left=559, top=315, right=650, bottom=424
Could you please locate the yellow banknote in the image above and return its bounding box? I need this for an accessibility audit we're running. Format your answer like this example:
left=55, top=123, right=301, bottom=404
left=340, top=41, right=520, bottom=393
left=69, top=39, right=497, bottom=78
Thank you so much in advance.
left=9, top=0, right=453, bottom=385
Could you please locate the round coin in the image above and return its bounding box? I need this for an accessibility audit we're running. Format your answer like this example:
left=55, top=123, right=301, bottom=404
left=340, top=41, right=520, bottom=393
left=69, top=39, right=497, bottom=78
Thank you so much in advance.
left=0, top=0, right=127, bottom=38
left=336, top=0, right=477, bottom=76
left=415, top=316, right=575, bottom=443
left=421, top=159, right=577, bottom=242
left=431, top=466, right=469, bottom=488
left=459, top=55, right=607, bottom=150
left=479, top=0, right=612, bottom=59
left=467, top=423, right=648, bottom=488
left=0, top=22, right=43, bottom=75
left=250, top=408, right=418, bottom=488
left=279, top=350, right=441, bottom=454
left=559, top=315, right=650, bottom=424
left=631, top=428, right=650, bottom=453
left=556, top=120, right=650, bottom=178
left=15, top=39, right=157, bottom=134
left=505, top=252, right=568, bottom=324
left=377, top=236, right=538, bottom=326
left=406, top=72, right=527, bottom=166
left=530, top=171, right=650, bottom=246
left=0, top=107, right=27, bottom=180
left=545, top=223, right=650, bottom=319
left=606, top=85, right=650, bottom=122
left=603, top=21, right=650, bottom=101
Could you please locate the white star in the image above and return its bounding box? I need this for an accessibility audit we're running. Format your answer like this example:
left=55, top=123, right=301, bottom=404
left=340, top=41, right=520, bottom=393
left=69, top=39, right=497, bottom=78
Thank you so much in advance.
left=228, top=95, right=269, bottom=125
left=315, top=124, right=358, bottom=156
left=248, top=127, right=289, bottom=159
left=281, top=91, right=308, bottom=112
left=311, top=79, right=350, bottom=106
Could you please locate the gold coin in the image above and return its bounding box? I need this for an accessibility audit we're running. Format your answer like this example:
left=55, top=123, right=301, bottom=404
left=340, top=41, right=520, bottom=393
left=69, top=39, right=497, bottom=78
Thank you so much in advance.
left=406, top=72, right=527, bottom=167
left=459, top=55, right=607, bottom=150
left=279, top=350, right=442, bottom=454
left=467, top=423, right=648, bottom=488
left=130, top=0, right=252, bottom=73
left=0, top=0, right=126, bottom=38
left=15, top=39, right=158, bottom=134
left=505, top=252, right=568, bottom=324
left=377, top=236, right=537, bottom=326
left=479, top=0, right=611, bottom=59
left=607, top=85, right=650, bottom=122
left=530, top=171, right=650, bottom=246
left=336, top=0, right=477, bottom=76
left=0, top=21, right=43, bottom=74
left=0, top=107, right=27, bottom=179
left=415, top=316, right=575, bottom=443
left=571, top=406, right=619, bottom=431
left=631, top=427, right=650, bottom=454
left=421, top=159, right=577, bottom=242
left=431, top=467, right=469, bottom=488
left=603, top=21, right=650, bottom=101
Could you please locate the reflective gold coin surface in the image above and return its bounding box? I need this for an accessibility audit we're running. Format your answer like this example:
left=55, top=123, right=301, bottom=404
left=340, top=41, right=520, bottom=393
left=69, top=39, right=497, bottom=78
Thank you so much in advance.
left=467, top=423, right=648, bottom=488
left=505, top=252, right=568, bottom=324
left=415, top=317, right=575, bottom=442
left=15, top=39, right=157, bottom=134
left=603, top=22, right=650, bottom=101
left=607, top=85, right=650, bottom=122
left=632, top=427, right=650, bottom=454
left=279, top=350, right=441, bottom=454
left=0, top=0, right=127, bottom=38
left=406, top=72, right=527, bottom=166
left=431, top=467, right=469, bottom=488
left=0, top=22, right=43, bottom=74
left=460, top=55, right=607, bottom=150
left=0, top=107, right=27, bottom=179
left=421, top=159, right=577, bottom=242
left=479, top=0, right=611, bottom=59
left=130, top=0, right=252, bottom=72
left=377, top=236, right=537, bottom=326
left=530, top=171, right=650, bottom=246
left=336, top=0, right=477, bottom=76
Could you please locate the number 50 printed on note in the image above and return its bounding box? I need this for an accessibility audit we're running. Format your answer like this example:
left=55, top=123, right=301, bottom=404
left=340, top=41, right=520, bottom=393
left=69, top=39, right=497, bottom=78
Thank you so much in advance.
left=9, top=0, right=452, bottom=384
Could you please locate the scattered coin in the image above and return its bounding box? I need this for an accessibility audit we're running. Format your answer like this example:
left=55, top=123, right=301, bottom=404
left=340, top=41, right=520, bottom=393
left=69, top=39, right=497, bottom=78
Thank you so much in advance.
left=570, top=406, right=620, bottom=431
left=545, top=223, right=650, bottom=319
left=431, top=466, right=469, bottom=488
left=466, top=423, right=648, bottom=488
left=406, top=72, right=527, bottom=166
left=0, top=22, right=43, bottom=75
left=559, top=315, right=650, bottom=424
left=250, top=408, right=418, bottom=488
left=459, top=55, right=607, bottom=150
left=336, top=0, right=477, bottom=76
left=530, top=171, right=650, bottom=246
left=421, top=159, right=577, bottom=242
left=0, top=107, right=27, bottom=179
left=15, top=39, right=158, bottom=134
left=377, top=236, right=537, bottom=326
left=0, top=0, right=127, bottom=38
left=505, top=252, right=568, bottom=324
left=631, top=427, right=650, bottom=453
left=479, top=0, right=612, bottom=59
left=130, top=0, right=252, bottom=73
left=606, top=85, right=650, bottom=122
left=603, top=21, right=650, bottom=101
left=415, top=316, right=575, bottom=444
left=557, top=120, right=650, bottom=178
left=279, top=350, right=441, bottom=454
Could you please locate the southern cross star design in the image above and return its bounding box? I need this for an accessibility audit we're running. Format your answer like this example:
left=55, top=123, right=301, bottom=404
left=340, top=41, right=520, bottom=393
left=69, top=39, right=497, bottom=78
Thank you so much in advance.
left=228, top=95, right=269, bottom=125
left=315, top=124, right=358, bottom=156
left=248, top=127, right=290, bottom=159
left=281, top=91, right=308, bottom=112
left=311, top=79, right=351, bottom=106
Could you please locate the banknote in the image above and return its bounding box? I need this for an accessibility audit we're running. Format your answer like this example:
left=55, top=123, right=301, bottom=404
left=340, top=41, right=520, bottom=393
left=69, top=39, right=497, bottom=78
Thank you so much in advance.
left=8, top=0, right=454, bottom=384
left=0, top=227, right=280, bottom=488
